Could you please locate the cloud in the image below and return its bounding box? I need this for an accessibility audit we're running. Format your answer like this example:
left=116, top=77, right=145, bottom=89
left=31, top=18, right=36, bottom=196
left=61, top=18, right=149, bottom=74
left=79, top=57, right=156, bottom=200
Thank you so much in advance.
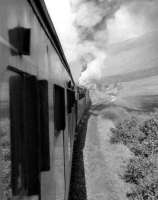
left=70, top=0, right=158, bottom=86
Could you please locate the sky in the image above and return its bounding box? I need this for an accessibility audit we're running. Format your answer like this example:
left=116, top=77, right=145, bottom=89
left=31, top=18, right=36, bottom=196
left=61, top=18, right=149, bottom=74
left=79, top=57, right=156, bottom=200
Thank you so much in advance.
left=44, top=0, right=158, bottom=90
left=45, top=0, right=77, bottom=55
left=44, top=0, right=81, bottom=81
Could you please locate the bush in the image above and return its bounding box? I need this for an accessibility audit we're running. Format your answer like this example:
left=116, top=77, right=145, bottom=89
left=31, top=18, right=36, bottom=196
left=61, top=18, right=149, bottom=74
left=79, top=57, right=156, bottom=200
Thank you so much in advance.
left=110, top=115, right=158, bottom=200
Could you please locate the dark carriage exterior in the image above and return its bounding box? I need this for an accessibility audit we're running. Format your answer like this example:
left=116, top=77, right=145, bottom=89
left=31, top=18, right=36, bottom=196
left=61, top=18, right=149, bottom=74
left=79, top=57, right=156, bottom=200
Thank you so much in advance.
left=0, top=0, right=89, bottom=200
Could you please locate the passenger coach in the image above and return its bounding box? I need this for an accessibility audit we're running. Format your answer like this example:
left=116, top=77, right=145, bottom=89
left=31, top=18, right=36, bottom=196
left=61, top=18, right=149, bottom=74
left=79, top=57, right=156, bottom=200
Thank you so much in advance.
left=0, top=0, right=89, bottom=200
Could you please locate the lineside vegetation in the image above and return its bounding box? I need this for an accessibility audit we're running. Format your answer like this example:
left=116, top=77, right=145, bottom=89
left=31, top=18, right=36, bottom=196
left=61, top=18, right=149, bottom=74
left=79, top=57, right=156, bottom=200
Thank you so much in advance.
left=110, top=112, right=158, bottom=200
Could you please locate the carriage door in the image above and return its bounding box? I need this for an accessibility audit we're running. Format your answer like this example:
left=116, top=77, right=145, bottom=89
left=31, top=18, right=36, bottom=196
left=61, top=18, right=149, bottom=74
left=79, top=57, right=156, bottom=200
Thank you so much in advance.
left=9, top=71, right=40, bottom=199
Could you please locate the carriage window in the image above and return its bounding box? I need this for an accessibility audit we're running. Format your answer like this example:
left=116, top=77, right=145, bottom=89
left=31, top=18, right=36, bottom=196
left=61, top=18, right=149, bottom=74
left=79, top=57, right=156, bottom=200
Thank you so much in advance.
left=54, top=85, right=65, bottom=132
left=67, top=89, right=75, bottom=114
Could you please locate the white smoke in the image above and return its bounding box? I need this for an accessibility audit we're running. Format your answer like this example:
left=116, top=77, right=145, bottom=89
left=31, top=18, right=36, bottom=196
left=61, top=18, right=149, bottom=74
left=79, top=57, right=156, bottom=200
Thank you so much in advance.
left=45, top=0, right=158, bottom=83
left=79, top=51, right=106, bottom=85
left=70, top=0, right=158, bottom=87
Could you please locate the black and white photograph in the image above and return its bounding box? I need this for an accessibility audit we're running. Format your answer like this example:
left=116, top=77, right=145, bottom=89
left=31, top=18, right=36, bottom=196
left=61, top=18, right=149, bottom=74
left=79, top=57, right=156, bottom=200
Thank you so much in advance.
left=0, top=0, right=158, bottom=200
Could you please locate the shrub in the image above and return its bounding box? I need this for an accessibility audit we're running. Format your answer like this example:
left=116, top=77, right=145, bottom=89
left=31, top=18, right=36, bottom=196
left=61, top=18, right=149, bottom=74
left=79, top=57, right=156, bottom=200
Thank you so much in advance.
left=110, top=115, right=158, bottom=200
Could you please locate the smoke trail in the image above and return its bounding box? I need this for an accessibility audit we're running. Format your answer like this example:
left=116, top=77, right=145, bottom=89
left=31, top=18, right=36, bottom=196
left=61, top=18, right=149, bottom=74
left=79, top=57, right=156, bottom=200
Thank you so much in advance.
left=70, top=0, right=158, bottom=87
left=73, top=0, right=157, bottom=43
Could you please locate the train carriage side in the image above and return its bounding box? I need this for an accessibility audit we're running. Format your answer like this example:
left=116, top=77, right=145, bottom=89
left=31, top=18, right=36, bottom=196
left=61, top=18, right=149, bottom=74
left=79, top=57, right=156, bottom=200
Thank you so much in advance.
left=0, top=0, right=77, bottom=200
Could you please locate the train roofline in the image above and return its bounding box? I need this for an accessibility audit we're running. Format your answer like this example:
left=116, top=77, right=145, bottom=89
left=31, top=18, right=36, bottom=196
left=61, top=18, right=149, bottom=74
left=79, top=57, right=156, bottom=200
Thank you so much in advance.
left=28, top=0, right=75, bottom=86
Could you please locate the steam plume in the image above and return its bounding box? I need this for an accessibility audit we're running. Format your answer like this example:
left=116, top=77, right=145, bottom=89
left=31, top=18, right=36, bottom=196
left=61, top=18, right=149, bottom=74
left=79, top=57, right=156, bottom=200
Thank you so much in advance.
left=70, top=0, right=158, bottom=87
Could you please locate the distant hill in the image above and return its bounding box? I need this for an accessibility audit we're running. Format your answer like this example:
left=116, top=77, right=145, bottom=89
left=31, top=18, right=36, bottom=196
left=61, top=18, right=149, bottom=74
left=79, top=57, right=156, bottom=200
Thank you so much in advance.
left=91, top=94, right=158, bottom=113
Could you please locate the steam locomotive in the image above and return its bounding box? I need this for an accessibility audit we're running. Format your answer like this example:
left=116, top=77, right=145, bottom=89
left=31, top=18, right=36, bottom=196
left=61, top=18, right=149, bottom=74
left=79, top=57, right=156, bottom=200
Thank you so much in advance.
left=0, top=0, right=89, bottom=199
